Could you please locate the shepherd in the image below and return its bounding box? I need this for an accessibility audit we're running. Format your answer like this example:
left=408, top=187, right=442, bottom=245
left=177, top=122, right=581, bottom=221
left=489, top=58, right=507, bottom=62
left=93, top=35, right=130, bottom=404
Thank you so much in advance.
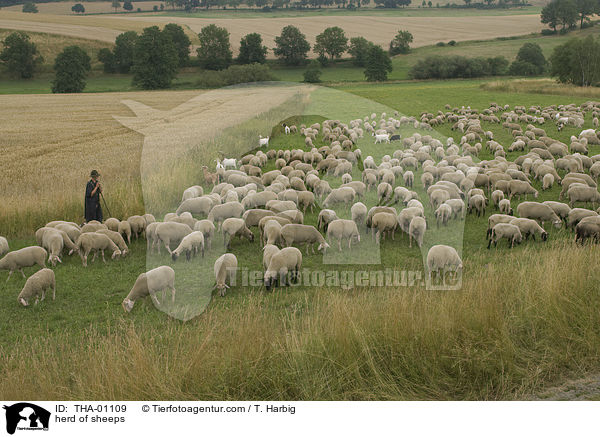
left=85, top=170, right=103, bottom=223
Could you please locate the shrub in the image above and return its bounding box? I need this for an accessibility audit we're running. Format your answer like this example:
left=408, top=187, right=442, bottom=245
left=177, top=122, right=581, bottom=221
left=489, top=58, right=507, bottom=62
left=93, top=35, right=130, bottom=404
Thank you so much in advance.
left=22, top=2, right=38, bottom=12
left=365, top=45, right=393, bottom=81
left=508, top=42, right=546, bottom=76
left=409, top=55, right=510, bottom=79
left=303, top=60, right=322, bottom=83
left=448, top=40, right=456, bottom=46
left=436, top=41, right=446, bottom=47
left=52, top=46, right=91, bottom=93
left=97, top=48, right=116, bottom=73
left=237, top=33, right=267, bottom=65
left=348, top=37, right=375, bottom=67
left=196, top=63, right=274, bottom=88
left=389, top=30, right=413, bottom=55
left=541, top=28, right=557, bottom=35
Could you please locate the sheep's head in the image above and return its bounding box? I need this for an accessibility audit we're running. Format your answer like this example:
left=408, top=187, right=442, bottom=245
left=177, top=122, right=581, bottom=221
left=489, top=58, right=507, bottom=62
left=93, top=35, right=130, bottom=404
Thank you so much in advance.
left=318, top=242, right=330, bottom=252
left=19, top=297, right=29, bottom=307
left=553, top=219, right=563, bottom=229
left=122, top=298, right=134, bottom=313
left=171, top=252, right=179, bottom=262
left=112, top=249, right=122, bottom=259
left=264, top=270, right=278, bottom=290
left=541, top=231, right=548, bottom=241
left=534, top=190, right=539, bottom=198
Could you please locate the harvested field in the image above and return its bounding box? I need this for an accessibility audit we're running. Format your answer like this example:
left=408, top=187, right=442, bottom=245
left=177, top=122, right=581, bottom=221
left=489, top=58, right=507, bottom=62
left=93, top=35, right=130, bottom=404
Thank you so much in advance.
left=117, top=14, right=544, bottom=55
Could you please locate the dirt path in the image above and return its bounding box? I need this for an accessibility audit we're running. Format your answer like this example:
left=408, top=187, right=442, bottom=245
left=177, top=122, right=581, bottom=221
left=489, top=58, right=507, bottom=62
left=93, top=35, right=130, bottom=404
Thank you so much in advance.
left=531, top=375, right=600, bottom=401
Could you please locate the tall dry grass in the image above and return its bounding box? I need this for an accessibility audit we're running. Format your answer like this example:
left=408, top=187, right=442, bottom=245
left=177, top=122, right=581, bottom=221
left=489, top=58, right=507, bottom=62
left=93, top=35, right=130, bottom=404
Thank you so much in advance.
left=1, top=242, right=598, bottom=400
left=481, top=78, right=600, bottom=99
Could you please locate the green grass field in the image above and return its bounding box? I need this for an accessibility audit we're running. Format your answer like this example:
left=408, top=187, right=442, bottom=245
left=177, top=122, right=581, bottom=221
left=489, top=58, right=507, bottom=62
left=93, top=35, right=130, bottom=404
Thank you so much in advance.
left=2, top=78, right=600, bottom=400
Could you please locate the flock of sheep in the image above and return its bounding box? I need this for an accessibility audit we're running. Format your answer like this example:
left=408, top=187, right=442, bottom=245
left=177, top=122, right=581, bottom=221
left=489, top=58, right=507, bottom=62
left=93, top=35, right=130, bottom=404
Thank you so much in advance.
left=2, top=99, right=600, bottom=312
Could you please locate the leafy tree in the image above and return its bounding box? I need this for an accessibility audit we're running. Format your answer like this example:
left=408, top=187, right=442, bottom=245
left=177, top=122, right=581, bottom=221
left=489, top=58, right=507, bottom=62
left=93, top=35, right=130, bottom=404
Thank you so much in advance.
left=556, top=0, right=578, bottom=30
left=508, top=42, right=546, bottom=76
left=273, top=25, right=310, bottom=65
left=52, top=45, right=91, bottom=93
left=160, top=3, right=164, bottom=9
left=113, top=31, right=138, bottom=73
left=463, top=0, right=471, bottom=5
left=237, top=33, right=268, bottom=64
left=112, top=0, right=120, bottom=11
left=348, top=36, right=375, bottom=67
left=22, top=2, right=38, bottom=12
left=389, top=30, right=413, bottom=55
left=303, top=59, right=322, bottom=83
left=71, top=3, right=85, bottom=13
left=97, top=47, right=116, bottom=73
left=123, top=0, right=133, bottom=10
left=197, top=24, right=232, bottom=70
left=162, top=23, right=191, bottom=66
left=541, top=1, right=559, bottom=31
left=132, top=26, right=178, bottom=89
left=487, top=56, right=509, bottom=75
left=550, top=36, right=600, bottom=86
left=575, top=0, right=596, bottom=28
left=364, top=45, right=392, bottom=81
left=0, top=32, right=43, bottom=79
left=313, top=26, right=348, bottom=62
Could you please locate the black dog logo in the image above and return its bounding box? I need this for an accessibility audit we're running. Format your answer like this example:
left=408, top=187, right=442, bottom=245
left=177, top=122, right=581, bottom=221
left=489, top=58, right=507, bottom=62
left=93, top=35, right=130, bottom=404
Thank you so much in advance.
left=3, top=403, right=50, bottom=435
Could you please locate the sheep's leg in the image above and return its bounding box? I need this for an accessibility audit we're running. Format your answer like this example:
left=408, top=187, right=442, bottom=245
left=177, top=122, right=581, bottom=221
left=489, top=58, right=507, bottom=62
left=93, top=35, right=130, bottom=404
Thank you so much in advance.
left=150, top=292, right=160, bottom=306
left=101, top=250, right=107, bottom=263
left=53, top=284, right=56, bottom=300
left=338, top=239, right=342, bottom=252
left=171, top=287, right=176, bottom=303
left=41, top=290, right=45, bottom=302
left=20, top=269, right=26, bottom=279
left=164, top=239, right=172, bottom=255
left=5, top=270, right=12, bottom=282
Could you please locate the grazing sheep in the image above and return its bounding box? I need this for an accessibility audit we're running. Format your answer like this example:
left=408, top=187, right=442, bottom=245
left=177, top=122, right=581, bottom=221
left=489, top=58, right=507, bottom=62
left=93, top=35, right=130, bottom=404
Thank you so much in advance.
left=143, top=213, right=156, bottom=225
left=277, top=209, right=304, bottom=224
left=104, top=218, right=120, bottom=232
left=488, top=223, right=522, bottom=249
left=96, top=229, right=129, bottom=256
left=0, top=236, right=8, bottom=257
left=567, top=185, right=600, bottom=207
left=171, top=231, right=205, bottom=261
left=372, top=212, right=398, bottom=243
left=323, top=187, right=355, bottom=208
left=176, top=197, right=213, bottom=217
left=194, top=219, right=216, bottom=250
left=0, top=246, right=47, bottom=281
left=81, top=222, right=107, bottom=233
left=297, top=191, right=316, bottom=213
left=127, top=215, right=146, bottom=239
left=397, top=207, right=425, bottom=233
left=155, top=222, right=193, bottom=255
left=222, top=218, right=255, bottom=250
left=491, top=190, right=504, bottom=209
left=118, top=221, right=132, bottom=244
left=43, top=231, right=64, bottom=267
left=213, top=253, right=238, bottom=297
left=575, top=216, right=600, bottom=244
left=317, top=209, right=339, bottom=232
left=468, top=194, right=486, bottom=217
left=351, top=202, right=368, bottom=228
left=264, top=247, right=302, bottom=289
left=499, top=199, right=513, bottom=215
left=542, top=201, right=571, bottom=224
left=445, top=198, right=465, bottom=219
left=76, top=233, right=122, bottom=267
left=403, top=171, right=414, bottom=188
left=509, top=218, right=548, bottom=241
left=426, top=245, right=462, bottom=283
left=516, top=202, right=562, bottom=229
left=508, top=180, right=539, bottom=200
left=542, top=173, right=554, bottom=191
left=430, top=189, right=450, bottom=210
left=146, top=222, right=160, bottom=253
left=208, top=202, right=244, bottom=230
left=55, top=223, right=81, bottom=243
left=262, top=219, right=283, bottom=246
left=326, top=219, right=360, bottom=251
left=377, top=182, right=393, bottom=205
left=122, top=266, right=176, bottom=312
left=18, top=268, right=55, bottom=307
left=408, top=216, right=426, bottom=248
left=262, top=244, right=280, bottom=271
left=243, top=209, right=275, bottom=227
left=435, top=203, right=452, bottom=227
left=182, top=185, right=204, bottom=202
left=280, top=224, right=329, bottom=254
left=567, top=208, right=598, bottom=229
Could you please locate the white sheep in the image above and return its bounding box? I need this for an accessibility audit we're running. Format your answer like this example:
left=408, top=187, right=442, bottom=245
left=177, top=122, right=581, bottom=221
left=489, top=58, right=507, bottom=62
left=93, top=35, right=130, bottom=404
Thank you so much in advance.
left=509, top=218, right=548, bottom=241
left=259, top=135, right=270, bottom=148
left=403, top=171, right=414, bottom=188
left=264, top=247, right=302, bottom=289
left=172, top=231, right=205, bottom=261
left=517, top=202, right=563, bottom=229
left=434, top=203, right=452, bottom=227
left=468, top=194, right=486, bottom=217
left=371, top=212, right=397, bottom=243
left=0, top=246, right=47, bottom=281
left=122, top=266, right=176, bottom=312
left=194, top=219, right=216, bottom=250
left=96, top=229, right=129, bottom=256
left=155, top=222, right=193, bottom=255
left=322, top=187, right=355, bottom=208
left=118, top=221, right=132, bottom=244
left=76, top=233, right=121, bottom=267
left=499, top=199, right=513, bottom=215
left=326, top=219, right=360, bottom=251
left=567, top=185, right=600, bottom=207
left=426, top=245, right=462, bottom=283
left=104, top=217, right=120, bottom=232
left=351, top=202, right=368, bottom=229
left=213, top=253, right=238, bottom=297
left=127, top=215, right=147, bottom=239
left=488, top=223, right=523, bottom=248
left=262, top=244, right=280, bottom=271
left=207, top=202, right=244, bottom=230
left=0, top=236, right=8, bottom=257
left=18, top=268, right=55, bottom=307
left=408, top=216, right=426, bottom=248
left=280, top=224, right=329, bottom=254
left=262, top=219, right=283, bottom=246
left=222, top=218, right=255, bottom=250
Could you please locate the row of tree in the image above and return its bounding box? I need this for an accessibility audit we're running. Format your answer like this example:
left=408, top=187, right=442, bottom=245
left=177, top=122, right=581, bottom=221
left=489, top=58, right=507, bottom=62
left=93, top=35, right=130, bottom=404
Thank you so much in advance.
left=540, top=0, right=599, bottom=32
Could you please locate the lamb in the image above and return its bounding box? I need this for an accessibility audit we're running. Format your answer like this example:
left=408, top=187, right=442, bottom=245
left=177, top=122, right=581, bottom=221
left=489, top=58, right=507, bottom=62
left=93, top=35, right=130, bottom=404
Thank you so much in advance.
left=509, top=218, right=548, bottom=241
left=127, top=215, right=147, bottom=239
left=213, top=253, right=238, bottom=297
left=264, top=247, right=303, bottom=289
left=508, top=180, right=539, bottom=200
left=408, top=216, right=426, bottom=248
left=542, top=173, right=554, bottom=191
left=104, top=218, right=120, bottom=232
left=155, top=222, right=192, bottom=255
left=171, top=231, right=205, bottom=261
left=76, top=233, right=122, bottom=267
left=516, top=202, right=562, bottom=229
left=374, top=133, right=390, bottom=144
left=280, top=224, right=329, bottom=254
left=488, top=223, right=523, bottom=249
left=468, top=194, right=486, bottom=217
left=322, top=187, right=355, bottom=208
left=96, top=229, right=129, bottom=256
left=0, top=246, right=47, bottom=281
left=207, top=202, right=244, bottom=230
left=18, top=268, right=55, bottom=307
left=351, top=202, right=368, bottom=228
left=371, top=212, right=398, bottom=243
left=434, top=203, right=452, bottom=227
left=194, top=219, right=215, bottom=250
left=317, top=209, right=339, bottom=232
left=118, top=221, right=132, bottom=244
left=0, top=236, right=8, bottom=257
left=122, top=266, right=176, bottom=312
left=259, top=135, right=270, bottom=148
left=567, top=185, right=600, bottom=207
left=499, top=199, right=513, bottom=215
left=326, top=219, right=360, bottom=251
left=426, top=245, right=462, bottom=283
